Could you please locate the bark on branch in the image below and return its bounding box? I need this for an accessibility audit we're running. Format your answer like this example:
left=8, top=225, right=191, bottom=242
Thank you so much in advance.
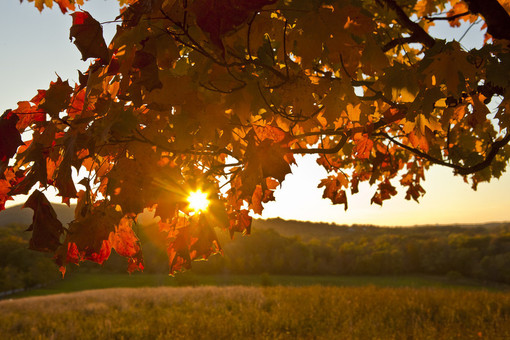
left=464, top=0, right=510, bottom=41
left=377, top=132, right=510, bottom=176
left=379, top=0, right=435, bottom=49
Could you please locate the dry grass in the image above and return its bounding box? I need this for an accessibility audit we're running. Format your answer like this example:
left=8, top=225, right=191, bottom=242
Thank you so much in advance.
left=1, top=285, right=510, bottom=339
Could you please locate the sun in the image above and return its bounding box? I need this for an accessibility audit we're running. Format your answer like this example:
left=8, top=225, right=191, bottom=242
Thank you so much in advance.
left=187, top=190, right=210, bottom=213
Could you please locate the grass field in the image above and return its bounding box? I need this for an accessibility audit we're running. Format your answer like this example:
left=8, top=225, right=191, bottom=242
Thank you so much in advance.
left=1, top=285, right=510, bottom=339
left=10, top=272, right=507, bottom=299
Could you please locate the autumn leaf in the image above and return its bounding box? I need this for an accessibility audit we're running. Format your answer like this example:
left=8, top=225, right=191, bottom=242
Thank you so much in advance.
left=190, top=0, right=277, bottom=51
left=0, top=111, right=23, bottom=174
left=70, top=11, right=109, bottom=64
left=0, top=180, right=13, bottom=211
left=241, top=138, right=293, bottom=197
left=371, top=180, right=398, bottom=206
left=353, top=133, right=374, bottom=159
left=54, top=134, right=78, bottom=203
left=23, top=190, right=65, bottom=252
left=414, top=0, right=436, bottom=18
left=228, top=209, right=252, bottom=238
left=318, top=174, right=349, bottom=210
left=109, top=217, right=144, bottom=273
left=12, top=101, right=46, bottom=130
left=57, top=205, right=123, bottom=267
left=422, top=41, right=478, bottom=96
left=38, top=77, right=73, bottom=117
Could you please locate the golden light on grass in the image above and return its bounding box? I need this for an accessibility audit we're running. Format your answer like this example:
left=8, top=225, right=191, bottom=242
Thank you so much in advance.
left=187, top=190, right=210, bottom=213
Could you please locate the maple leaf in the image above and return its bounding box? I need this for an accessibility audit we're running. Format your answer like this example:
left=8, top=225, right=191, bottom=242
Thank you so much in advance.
left=446, top=2, right=479, bottom=27
left=422, top=41, right=478, bottom=96
left=54, top=134, right=78, bottom=203
left=371, top=180, right=397, bottom=206
left=57, top=205, right=123, bottom=267
left=12, top=101, right=46, bottom=130
left=353, top=133, right=374, bottom=159
left=414, top=0, right=437, bottom=18
left=241, top=138, right=293, bottom=196
left=38, top=77, right=73, bottom=117
left=70, top=11, right=109, bottom=64
left=318, top=174, right=349, bottom=210
left=23, top=190, right=65, bottom=252
left=190, top=0, right=277, bottom=51
left=0, top=111, right=23, bottom=175
left=228, top=209, right=252, bottom=238
left=0, top=180, right=13, bottom=211
left=109, top=217, right=144, bottom=273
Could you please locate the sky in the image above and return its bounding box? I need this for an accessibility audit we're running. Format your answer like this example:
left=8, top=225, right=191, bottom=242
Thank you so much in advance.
left=0, top=0, right=509, bottom=226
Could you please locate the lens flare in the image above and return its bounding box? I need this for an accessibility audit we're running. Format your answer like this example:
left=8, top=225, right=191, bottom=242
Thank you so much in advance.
left=187, top=190, right=210, bottom=212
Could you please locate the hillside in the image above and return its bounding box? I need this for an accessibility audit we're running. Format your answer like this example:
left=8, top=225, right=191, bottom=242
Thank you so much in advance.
left=0, top=204, right=75, bottom=226
left=251, top=218, right=509, bottom=241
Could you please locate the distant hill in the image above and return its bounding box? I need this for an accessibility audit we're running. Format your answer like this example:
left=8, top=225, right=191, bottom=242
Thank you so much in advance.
left=252, top=218, right=510, bottom=241
left=0, top=204, right=75, bottom=226
left=252, top=218, right=354, bottom=240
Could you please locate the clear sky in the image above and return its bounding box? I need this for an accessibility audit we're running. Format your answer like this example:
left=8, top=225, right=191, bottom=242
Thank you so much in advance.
left=1, top=1, right=509, bottom=226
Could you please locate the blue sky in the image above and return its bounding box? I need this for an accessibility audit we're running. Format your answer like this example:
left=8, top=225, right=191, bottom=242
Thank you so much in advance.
left=1, top=1, right=509, bottom=226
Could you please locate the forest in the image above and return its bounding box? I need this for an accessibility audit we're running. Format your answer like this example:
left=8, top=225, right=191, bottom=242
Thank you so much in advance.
left=2, top=217, right=510, bottom=292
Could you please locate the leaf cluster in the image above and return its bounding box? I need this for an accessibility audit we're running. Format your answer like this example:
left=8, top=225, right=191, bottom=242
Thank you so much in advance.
left=2, top=0, right=510, bottom=273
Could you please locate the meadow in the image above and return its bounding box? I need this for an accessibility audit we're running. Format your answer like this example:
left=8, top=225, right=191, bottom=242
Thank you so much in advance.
left=10, top=271, right=509, bottom=299
left=2, top=216, right=510, bottom=339
left=1, top=285, right=510, bottom=339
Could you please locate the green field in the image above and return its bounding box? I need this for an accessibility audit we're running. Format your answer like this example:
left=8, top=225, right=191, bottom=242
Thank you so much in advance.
left=2, top=285, right=510, bottom=339
left=10, top=272, right=508, bottom=299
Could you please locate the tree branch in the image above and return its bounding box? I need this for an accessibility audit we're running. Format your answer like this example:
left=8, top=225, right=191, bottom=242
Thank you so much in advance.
left=289, top=133, right=348, bottom=154
left=463, top=0, right=510, bottom=41
left=424, top=11, right=470, bottom=22
left=379, top=0, right=435, bottom=48
left=377, top=132, right=510, bottom=176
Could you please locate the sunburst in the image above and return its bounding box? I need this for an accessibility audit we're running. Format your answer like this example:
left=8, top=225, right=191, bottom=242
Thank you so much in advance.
left=187, top=190, right=210, bottom=213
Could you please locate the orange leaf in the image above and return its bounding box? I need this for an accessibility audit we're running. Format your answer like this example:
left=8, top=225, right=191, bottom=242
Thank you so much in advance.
left=353, top=133, right=373, bottom=159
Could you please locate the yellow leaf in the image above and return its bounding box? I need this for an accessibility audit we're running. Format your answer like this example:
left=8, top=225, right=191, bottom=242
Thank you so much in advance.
left=31, top=0, right=53, bottom=11
left=414, top=0, right=436, bottom=17
left=346, top=103, right=361, bottom=122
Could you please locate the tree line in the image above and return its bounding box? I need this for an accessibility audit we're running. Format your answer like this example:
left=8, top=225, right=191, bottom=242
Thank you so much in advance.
left=0, top=225, right=59, bottom=292
left=2, top=220, right=510, bottom=292
left=141, top=220, right=510, bottom=284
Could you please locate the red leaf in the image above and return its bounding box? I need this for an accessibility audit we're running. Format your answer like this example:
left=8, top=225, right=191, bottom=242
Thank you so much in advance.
left=0, top=111, right=23, bottom=173
left=109, top=217, right=144, bottom=273
left=0, top=179, right=13, bottom=211
left=56, top=205, right=123, bottom=267
left=70, top=11, right=109, bottom=64
left=229, top=209, right=252, bottom=238
left=191, top=0, right=277, bottom=50
left=167, top=225, right=192, bottom=273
